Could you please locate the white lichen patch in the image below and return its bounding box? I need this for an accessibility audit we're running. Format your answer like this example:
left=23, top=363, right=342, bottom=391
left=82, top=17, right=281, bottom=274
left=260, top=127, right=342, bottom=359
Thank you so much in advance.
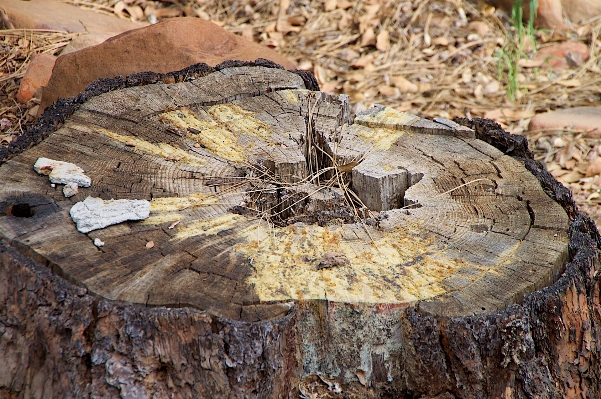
left=174, top=213, right=246, bottom=240
left=34, top=157, right=91, bottom=187
left=236, top=222, right=468, bottom=304
left=159, top=104, right=272, bottom=163
left=94, top=128, right=205, bottom=167
left=70, top=196, right=150, bottom=233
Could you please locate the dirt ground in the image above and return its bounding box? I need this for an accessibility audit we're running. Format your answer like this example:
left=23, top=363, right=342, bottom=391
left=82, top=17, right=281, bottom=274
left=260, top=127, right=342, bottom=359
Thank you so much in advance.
left=1, top=0, right=601, bottom=226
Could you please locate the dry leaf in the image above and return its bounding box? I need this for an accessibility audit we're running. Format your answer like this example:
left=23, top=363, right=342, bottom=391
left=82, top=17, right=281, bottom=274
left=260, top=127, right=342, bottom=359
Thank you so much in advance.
left=356, top=370, right=367, bottom=386
left=337, top=0, right=353, bottom=9
left=287, top=15, right=306, bottom=26
left=392, top=76, right=418, bottom=93
left=125, top=5, right=144, bottom=21
left=432, top=37, right=449, bottom=46
left=146, top=241, right=155, bottom=249
left=501, top=109, right=535, bottom=119
left=338, top=12, right=352, bottom=30
left=561, top=171, right=584, bottom=183
left=586, top=158, right=601, bottom=177
left=461, top=68, right=472, bottom=84
left=378, top=85, right=397, bottom=97
left=474, top=84, right=483, bottom=100
left=114, top=1, right=127, bottom=18
left=352, top=54, right=375, bottom=67
left=242, top=27, right=254, bottom=42
left=361, top=27, right=376, bottom=47
left=484, top=80, right=500, bottom=94
left=557, top=79, right=582, bottom=87
left=518, top=59, right=545, bottom=68
left=321, top=81, right=338, bottom=93
left=376, top=30, right=390, bottom=51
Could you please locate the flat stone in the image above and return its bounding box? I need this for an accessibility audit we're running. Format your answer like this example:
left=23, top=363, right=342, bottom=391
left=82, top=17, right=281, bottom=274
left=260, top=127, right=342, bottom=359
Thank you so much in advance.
left=487, top=0, right=601, bottom=29
left=528, top=107, right=601, bottom=138
left=533, top=41, right=590, bottom=69
left=1, top=0, right=145, bottom=33
left=17, top=53, right=57, bottom=103
left=38, top=17, right=296, bottom=116
left=70, top=197, right=150, bottom=234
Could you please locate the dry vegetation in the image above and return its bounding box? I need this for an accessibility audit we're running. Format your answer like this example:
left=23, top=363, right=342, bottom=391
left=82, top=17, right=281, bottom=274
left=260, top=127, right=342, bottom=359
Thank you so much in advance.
left=2, top=0, right=601, bottom=224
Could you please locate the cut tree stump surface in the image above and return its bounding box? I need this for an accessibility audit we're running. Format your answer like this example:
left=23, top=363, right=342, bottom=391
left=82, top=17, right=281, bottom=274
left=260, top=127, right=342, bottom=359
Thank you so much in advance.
left=0, top=63, right=569, bottom=320
left=2, top=61, right=597, bottom=398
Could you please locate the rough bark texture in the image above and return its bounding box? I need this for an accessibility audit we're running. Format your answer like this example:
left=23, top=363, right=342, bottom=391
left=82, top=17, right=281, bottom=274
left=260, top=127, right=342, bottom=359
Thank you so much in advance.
left=0, top=62, right=599, bottom=398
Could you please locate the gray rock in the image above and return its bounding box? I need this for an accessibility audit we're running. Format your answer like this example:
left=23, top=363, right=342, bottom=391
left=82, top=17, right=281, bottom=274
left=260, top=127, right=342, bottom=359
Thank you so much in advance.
left=70, top=196, right=150, bottom=233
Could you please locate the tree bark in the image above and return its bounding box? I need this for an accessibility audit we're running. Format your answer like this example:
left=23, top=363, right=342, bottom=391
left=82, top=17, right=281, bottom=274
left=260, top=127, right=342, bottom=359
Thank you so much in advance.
left=0, top=61, right=599, bottom=398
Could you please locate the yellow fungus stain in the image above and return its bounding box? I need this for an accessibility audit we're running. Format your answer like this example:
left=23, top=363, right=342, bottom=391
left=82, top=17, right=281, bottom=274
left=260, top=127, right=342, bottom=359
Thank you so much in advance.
left=281, top=89, right=300, bottom=105
left=159, top=104, right=272, bottom=163
left=235, top=222, right=467, bottom=304
left=354, top=125, right=406, bottom=151
left=356, top=106, right=420, bottom=128
left=95, top=128, right=205, bottom=167
left=174, top=213, right=246, bottom=240
left=142, top=194, right=218, bottom=225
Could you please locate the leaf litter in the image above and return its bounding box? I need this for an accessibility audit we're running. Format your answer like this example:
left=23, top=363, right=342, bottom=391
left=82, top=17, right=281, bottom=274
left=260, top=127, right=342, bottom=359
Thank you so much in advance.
left=2, top=0, right=601, bottom=226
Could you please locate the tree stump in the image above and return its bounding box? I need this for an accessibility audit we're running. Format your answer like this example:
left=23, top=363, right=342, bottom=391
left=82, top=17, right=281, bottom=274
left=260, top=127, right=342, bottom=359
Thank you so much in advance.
left=1, top=61, right=600, bottom=398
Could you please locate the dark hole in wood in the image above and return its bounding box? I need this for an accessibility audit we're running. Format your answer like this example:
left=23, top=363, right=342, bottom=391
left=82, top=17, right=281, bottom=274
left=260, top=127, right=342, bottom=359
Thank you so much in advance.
left=6, top=203, right=35, bottom=218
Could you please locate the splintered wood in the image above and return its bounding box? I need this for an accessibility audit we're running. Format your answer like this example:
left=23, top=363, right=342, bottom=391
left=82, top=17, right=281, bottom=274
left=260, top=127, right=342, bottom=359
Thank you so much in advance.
left=0, top=66, right=569, bottom=319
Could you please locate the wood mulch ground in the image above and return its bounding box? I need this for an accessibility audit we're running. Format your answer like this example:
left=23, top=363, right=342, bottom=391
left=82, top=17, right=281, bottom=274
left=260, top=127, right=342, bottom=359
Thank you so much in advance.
left=2, top=0, right=601, bottom=226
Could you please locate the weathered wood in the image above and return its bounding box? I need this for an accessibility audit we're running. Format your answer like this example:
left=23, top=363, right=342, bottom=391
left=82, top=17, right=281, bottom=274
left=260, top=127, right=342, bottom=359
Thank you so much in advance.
left=0, top=61, right=599, bottom=398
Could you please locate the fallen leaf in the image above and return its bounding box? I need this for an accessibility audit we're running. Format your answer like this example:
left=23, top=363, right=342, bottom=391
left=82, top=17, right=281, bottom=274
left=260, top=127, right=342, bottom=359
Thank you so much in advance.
left=241, top=27, right=254, bottom=42
left=356, top=370, right=367, bottom=386
left=361, top=27, right=376, bottom=47
left=501, top=109, right=535, bottom=119
left=325, top=0, right=337, bottom=12
left=518, top=59, right=545, bottom=68
left=586, top=157, right=601, bottom=177
left=560, top=171, right=584, bottom=183
left=392, top=76, right=419, bottom=93
left=557, top=79, right=582, bottom=87
left=484, top=80, right=500, bottom=94
left=376, top=30, right=390, bottom=51
left=432, top=37, right=449, bottom=46
left=378, top=85, right=397, bottom=97
left=352, top=54, right=375, bottom=67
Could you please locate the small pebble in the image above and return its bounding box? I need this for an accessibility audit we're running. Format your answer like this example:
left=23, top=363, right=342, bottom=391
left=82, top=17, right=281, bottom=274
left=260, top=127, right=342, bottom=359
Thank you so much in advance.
left=63, top=181, right=79, bottom=198
left=93, top=238, right=104, bottom=247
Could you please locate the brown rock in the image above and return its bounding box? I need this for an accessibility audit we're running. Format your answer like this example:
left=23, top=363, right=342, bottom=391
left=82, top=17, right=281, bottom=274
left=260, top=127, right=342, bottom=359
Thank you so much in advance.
left=16, top=53, right=56, bottom=104
left=563, top=0, right=601, bottom=25
left=39, top=18, right=296, bottom=116
left=533, top=41, right=590, bottom=69
left=487, top=0, right=567, bottom=30
left=60, top=33, right=118, bottom=56
left=1, top=0, right=145, bottom=33
left=528, top=107, right=601, bottom=138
